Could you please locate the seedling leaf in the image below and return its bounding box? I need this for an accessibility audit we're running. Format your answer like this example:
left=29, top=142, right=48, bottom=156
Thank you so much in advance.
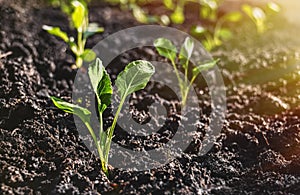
left=71, top=0, right=86, bottom=30
left=82, top=49, right=96, bottom=62
left=223, top=11, right=242, bottom=22
left=179, top=37, right=194, bottom=69
left=88, top=58, right=113, bottom=113
left=242, top=4, right=253, bottom=19
left=132, top=5, right=148, bottom=23
left=170, top=8, right=184, bottom=24
left=96, top=71, right=112, bottom=113
left=190, top=25, right=207, bottom=35
left=51, top=96, right=91, bottom=123
left=163, top=0, right=175, bottom=10
left=192, top=59, right=219, bottom=77
left=42, top=25, right=69, bottom=42
left=252, top=7, right=266, bottom=20
left=154, top=38, right=177, bottom=63
left=267, top=2, right=281, bottom=12
left=216, top=28, right=233, bottom=41
left=97, top=72, right=112, bottom=113
left=88, top=58, right=104, bottom=94
left=84, top=23, right=104, bottom=39
left=116, top=60, right=155, bottom=99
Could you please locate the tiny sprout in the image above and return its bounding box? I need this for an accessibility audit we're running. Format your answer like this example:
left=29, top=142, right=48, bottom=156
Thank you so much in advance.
left=51, top=58, right=155, bottom=176
left=43, top=0, right=104, bottom=68
left=191, top=11, right=242, bottom=51
left=154, top=37, right=219, bottom=106
left=242, top=2, right=280, bottom=34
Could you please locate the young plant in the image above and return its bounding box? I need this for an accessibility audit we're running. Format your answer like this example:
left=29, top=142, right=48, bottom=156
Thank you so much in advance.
left=43, top=0, right=104, bottom=68
left=242, top=2, right=280, bottom=34
left=191, top=11, right=242, bottom=51
left=199, top=0, right=220, bottom=21
left=51, top=58, right=154, bottom=176
left=47, top=0, right=91, bottom=14
left=154, top=37, right=219, bottom=106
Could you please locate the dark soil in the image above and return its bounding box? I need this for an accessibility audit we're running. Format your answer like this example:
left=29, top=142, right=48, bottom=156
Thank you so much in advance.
left=1, top=0, right=300, bottom=194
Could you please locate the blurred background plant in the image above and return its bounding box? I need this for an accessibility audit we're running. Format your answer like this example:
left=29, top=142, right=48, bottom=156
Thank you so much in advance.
left=45, top=0, right=281, bottom=51
left=48, top=0, right=91, bottom=14
left=242, top=2, right=281, bottom=34
left=43, top=0, right=103, bottom=68
left=106, top=0, right=280, bottom=51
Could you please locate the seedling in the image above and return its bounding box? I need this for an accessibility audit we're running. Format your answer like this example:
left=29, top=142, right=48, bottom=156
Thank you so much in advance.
left=51, top=58, right=155, bottom=176
left=48, top=0, right=90, bottom=15
left=199, top=0, right=220, bottom=21
left=43, top=0, right=104, bottom=68
left=191, top=11, right=242, bottom=51
left=242, top=2, right=280, bottom=34
left=154, top=37, right=219, bottom=106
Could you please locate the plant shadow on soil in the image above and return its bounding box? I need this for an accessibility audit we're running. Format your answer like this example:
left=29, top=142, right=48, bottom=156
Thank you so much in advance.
left=1, top=0, right=300, bottom=194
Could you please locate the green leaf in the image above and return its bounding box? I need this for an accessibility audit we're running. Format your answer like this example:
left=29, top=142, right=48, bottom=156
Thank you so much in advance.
left=88, top=58, right=104, bottom=94
left=216, top=28, right=233, bottom=41
left=163, top=0, right=174, bottom=10
left=242, top=4, right=253, bottom=19
left=170, top=8, right=184, bottom=24
left=179, top=37, right=194, bottom=69
left=252, top=7, right=266, bottom=21
left=132, top=5, right=148, bottom=23
left=51, top=96, right=91, bottom=123
left=88, top=58, right=113, bottom=113
left=97, top=70, right=113, bottom=113
left=192, top=59, right=219, bottom=77
left=84, top=23, right=104, bottom=39
left=42, top=25, right=69, bottom=42
left=223, top=11, right=242, bottom=22
left=115, top=60, right=155, bottom=99
left=82, top=49, right=96, bottom=62
left=190, top=25, right=207, bottom=35
left=206, top=0, right=218, bottom=10
left=267, top=2, right=281, bottom=12
left=154, top=38, right=177, bottom=63
left=71, top=0, right=86, bottom=30
left=200, top=6, right=210, bottom=19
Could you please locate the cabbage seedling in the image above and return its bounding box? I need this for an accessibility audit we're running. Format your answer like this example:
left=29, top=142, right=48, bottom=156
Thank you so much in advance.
left=154, top=37, right=219, bottom=106
left=51, top=58, right=155, bottom=176
left=242, top=2, right=280, bottom=34
left=43, top=0, right=104, bottom=68
left=191, top=11, right=242, bottom=51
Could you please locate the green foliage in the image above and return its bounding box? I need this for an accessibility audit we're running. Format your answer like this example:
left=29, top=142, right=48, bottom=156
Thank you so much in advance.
left=116, top=60, right=155, bottom=99
left=192, top=59, right=219, bottom=76
left=43, top=0, right=104, bottom=68
left=51, top=58, right=154, bottom=176
left=199, top=0, right=219, bottom=21
left=242, top=2, right=280, bottom=34
left=104, top=0, right=280, bottom=51
left=42, top=25, right=69, bottom=42
left=47, top=0, right=90, bottom=15
left=51, top=96, right=91, bottom=123
left=154, top=38, right=177, bottom=63
left=191, top=11, right=242, bottom=51
left=154, top=37, right=218, bottom=106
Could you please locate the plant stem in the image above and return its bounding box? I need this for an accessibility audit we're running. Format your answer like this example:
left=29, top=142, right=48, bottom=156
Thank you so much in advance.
left=76, top=30, right=84, bottom=68
left=103, top=94, right=127, bottom=170
left=99, top=112, right=105, bottom=149
left=182, top=74, right=197, bottom=107
left=84, top=121, right=107, bottom=175
left=170, top=58, right=185, bottom=95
